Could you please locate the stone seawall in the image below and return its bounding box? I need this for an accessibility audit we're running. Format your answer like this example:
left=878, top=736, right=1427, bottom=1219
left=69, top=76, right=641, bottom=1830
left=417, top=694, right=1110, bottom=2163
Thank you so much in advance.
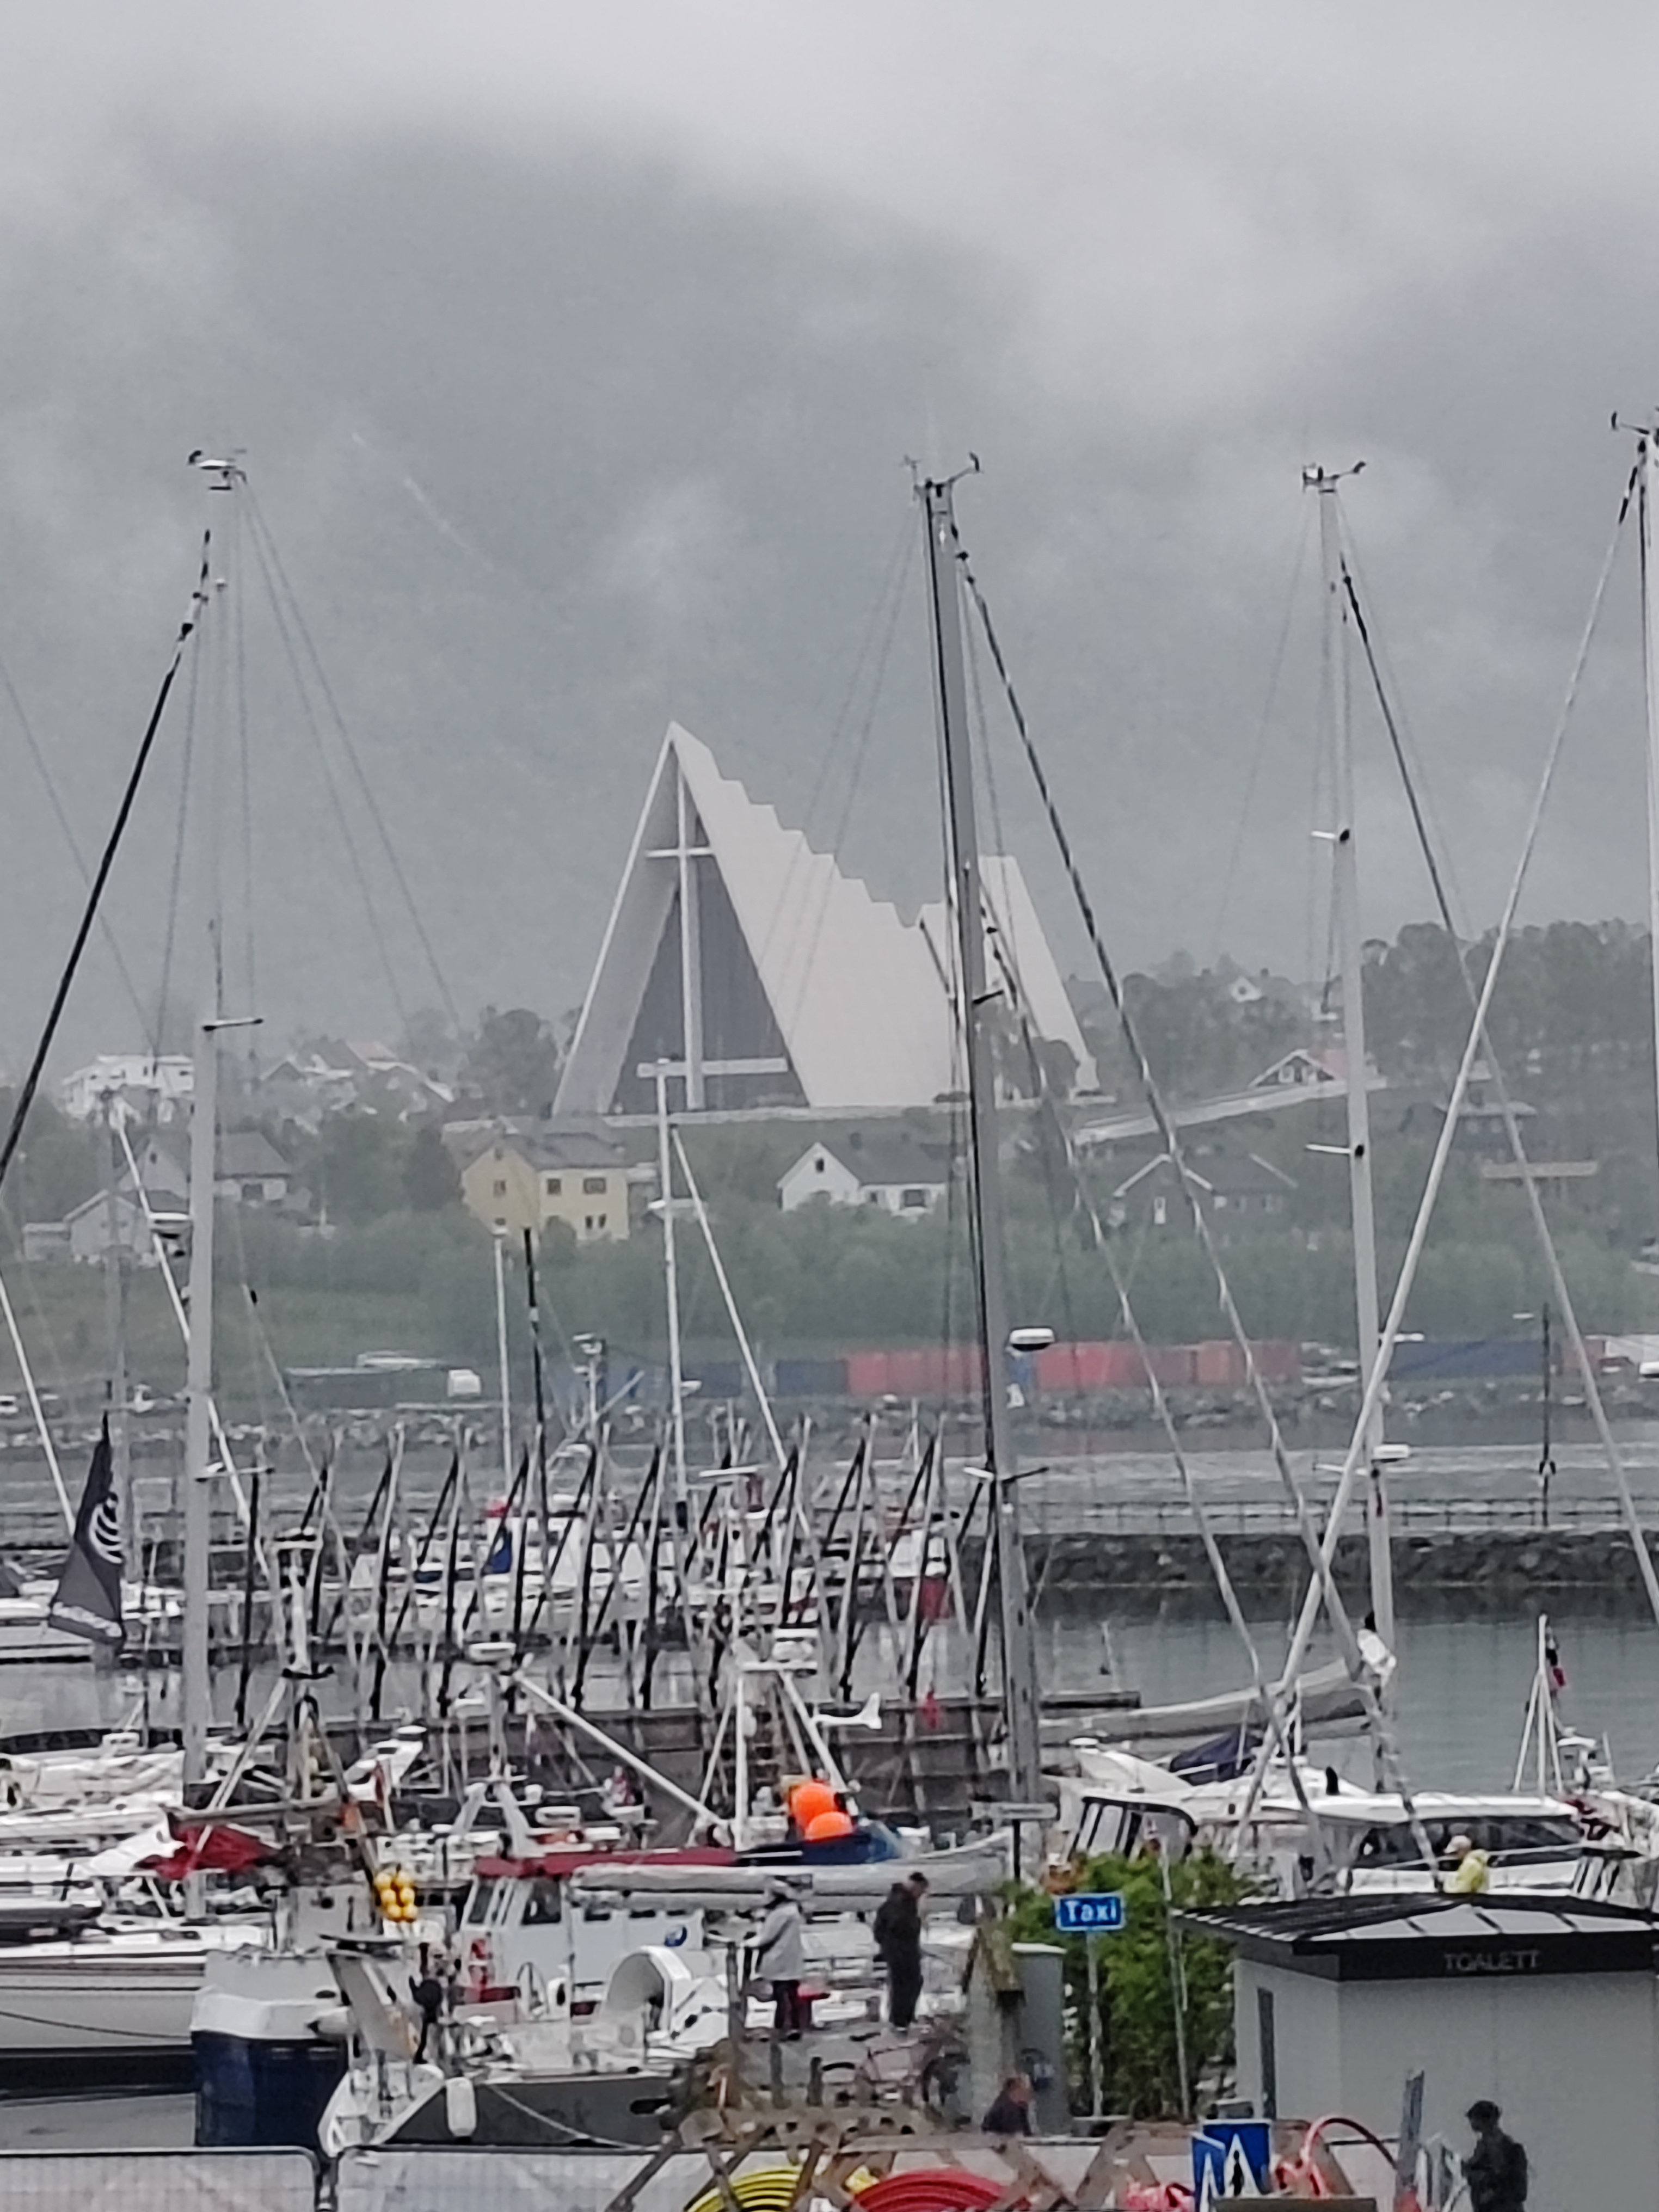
left=1019, top=1528, right=1659, bottom=1599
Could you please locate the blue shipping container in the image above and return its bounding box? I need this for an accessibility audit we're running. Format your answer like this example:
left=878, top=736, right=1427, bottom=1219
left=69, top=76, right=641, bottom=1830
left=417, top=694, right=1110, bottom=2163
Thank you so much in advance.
left=1388, top=1337, right=1541, bottom=1382
left=772, top=1357, right=849, bottom=1399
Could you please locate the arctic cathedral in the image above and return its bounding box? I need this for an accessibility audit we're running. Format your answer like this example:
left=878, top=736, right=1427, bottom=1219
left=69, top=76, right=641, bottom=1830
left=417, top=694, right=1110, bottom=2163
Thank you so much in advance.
left=554, top=723, right=1095, bottom=1121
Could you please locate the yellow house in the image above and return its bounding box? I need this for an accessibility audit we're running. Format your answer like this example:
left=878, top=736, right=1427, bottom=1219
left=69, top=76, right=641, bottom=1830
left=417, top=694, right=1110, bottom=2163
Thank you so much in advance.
left=459, top=1126, right=632, bottom=1245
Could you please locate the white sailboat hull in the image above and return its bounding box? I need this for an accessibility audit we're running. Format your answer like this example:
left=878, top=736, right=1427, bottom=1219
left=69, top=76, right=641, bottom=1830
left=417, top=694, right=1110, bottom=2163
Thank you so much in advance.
left=0, top=1599, right=91, bottom=1663
left=0, top=1924, right=262, bottom=2063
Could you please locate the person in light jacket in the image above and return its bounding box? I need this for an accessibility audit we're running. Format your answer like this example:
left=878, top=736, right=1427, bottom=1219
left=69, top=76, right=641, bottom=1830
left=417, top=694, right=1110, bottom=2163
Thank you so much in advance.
left=753, top=1879, right=807, bottom=2037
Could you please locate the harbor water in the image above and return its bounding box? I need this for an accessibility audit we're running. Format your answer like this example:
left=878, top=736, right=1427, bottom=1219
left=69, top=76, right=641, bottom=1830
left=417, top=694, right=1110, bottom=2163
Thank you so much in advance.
left=10, top=1597, right=1657, bottom=1795
left=5, top=1430, right=1659, bottom=1790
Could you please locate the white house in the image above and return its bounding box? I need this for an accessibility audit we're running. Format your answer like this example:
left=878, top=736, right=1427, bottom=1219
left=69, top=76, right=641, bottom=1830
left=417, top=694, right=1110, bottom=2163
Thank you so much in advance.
left=64, top=1190, right=169, bottom=1267
left=778, top=1131, right=950, bottom=1218
left=123, top=1127, right=293, bottom=1209
left=62, top=1054, right=194, bottom=1125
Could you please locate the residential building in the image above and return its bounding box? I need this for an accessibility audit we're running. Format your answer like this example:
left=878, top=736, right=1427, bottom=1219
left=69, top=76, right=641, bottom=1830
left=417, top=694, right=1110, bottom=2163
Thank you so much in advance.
left=62, top=1054, right=194, bottom=1125
left=64, top=1190, right=167, bottom=1266
left=1109, top=1148, right=1297, bottom=1238
left=457, top=1123, right=633, bottom=1244
left=123, top=1127, right=293, bottom=1208
left=258, top=1041, right=453, bottom=1129
left=778, top=1129, right=951, bottom=1218
left=1248, top=1045, right=1352, bottom=1095
left=1398, top=1068, right=1597, bottom=1189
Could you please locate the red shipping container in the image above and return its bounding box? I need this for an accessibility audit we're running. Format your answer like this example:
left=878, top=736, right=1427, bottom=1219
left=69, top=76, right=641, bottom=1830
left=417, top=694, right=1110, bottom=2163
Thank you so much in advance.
left=1036, top=1341, right=1107, bottom=1392
left=1252, top=1339, right=1302, bottom=1384
left=846, top=1351, right=893, bottom=1397
left=1147, top=1344, right=1199, bottom=1388
left=1035, top=1341, right=1162, bottom=1392
left=847, top=1347, right=984, bottom=1398
left=1194, top=1340, right=1239, bottom=1389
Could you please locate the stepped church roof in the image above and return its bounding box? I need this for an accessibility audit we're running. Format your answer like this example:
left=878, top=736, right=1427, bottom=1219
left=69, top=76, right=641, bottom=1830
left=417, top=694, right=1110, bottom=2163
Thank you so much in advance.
left=555, top=722, right=1095, bottom=1118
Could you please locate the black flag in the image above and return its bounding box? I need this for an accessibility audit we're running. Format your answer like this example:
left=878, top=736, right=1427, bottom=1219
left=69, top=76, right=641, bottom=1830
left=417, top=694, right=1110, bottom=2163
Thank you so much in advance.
left=48, top=1418, right=125, bottom=1649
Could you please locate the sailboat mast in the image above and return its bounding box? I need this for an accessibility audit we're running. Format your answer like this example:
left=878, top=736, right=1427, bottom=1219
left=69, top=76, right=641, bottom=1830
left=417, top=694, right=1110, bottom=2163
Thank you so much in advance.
left=182, top=1012, right=219, bottom=1793
left=1639, top=433, right=1659, bottom=1186
left=101, top=1095, right=133, bottom=1583
left=1312, top=468, right=1393, bottom=1651
left=491, top=1227, right=513, bottom=1496
left=654, top=1062, right=690, bottom=1510
left=919, top=475, right=1042, bottom=1806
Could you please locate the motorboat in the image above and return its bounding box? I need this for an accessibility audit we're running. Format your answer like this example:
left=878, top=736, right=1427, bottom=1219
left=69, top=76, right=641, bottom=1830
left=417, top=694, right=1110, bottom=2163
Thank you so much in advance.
left=1054, top=1741, right=1590, bottom=1896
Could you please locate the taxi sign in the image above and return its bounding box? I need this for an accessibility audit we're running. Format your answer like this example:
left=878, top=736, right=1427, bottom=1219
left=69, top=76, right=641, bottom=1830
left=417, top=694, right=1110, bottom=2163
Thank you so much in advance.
left=1054, top=1890, right=1126, bottom=1934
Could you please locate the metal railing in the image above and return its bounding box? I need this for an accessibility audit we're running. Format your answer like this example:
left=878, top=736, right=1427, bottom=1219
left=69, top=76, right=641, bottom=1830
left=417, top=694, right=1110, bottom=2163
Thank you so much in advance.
left=1015, top=1492, right=1645, bottom=1540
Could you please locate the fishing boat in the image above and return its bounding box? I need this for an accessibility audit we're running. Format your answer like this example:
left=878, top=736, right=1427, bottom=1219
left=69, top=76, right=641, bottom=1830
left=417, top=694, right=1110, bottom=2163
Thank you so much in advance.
left=317, top=1936, right=727, bottom=2155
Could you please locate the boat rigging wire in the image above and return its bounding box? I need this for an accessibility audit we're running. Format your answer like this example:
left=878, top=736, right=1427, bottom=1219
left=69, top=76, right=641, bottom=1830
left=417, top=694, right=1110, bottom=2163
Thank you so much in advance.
left=760, top=500, right=916, bottom=1000
left=1247, top=460, right=1646, bottom=1775
left=0, top=646, right=149, bottom=1035
left=231, top=490, right=259, bottom=1061
left=1211, top=500, right=1316, bottom=965
left=241, top=482, right=463, bottom=1033
left=973, top=867, right=1316, bottom=1831
left=0, top=536, right=210, bottom=1210
left=1340, top=526, right=1659, bottom=1636
left=953, top=517, right=1433, bottom=1862
left=0, top=1264, right=71, bottom=1528
left=963, top=609, right=1083, bottom=1354
left=113, top=1112, right=267, bottom=1559
left=154, top=594, right=202, bottom=1065
left=237, top=499, right=411, bottom=1035
left=1337, top=512, right=1472, bottom=935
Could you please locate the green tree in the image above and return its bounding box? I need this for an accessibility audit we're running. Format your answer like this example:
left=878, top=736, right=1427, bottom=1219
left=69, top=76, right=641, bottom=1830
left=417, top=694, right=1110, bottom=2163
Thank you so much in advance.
left=0, top=1095, right=100, bottom=1228
left=1006, top=1850, right=1254, bottom=2118
left=460, top=1006, right=562, bottom=1118
left=398, top=1006, right=463, bottom=1079
left=306, top=1110, right=410, bottom=1225
left=402, top=1123, right=461, bottom=1212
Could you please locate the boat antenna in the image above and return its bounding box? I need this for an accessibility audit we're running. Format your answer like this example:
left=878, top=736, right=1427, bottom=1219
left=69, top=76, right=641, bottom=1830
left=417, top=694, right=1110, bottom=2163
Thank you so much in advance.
left=917, top=466, right=1042, bottom=1811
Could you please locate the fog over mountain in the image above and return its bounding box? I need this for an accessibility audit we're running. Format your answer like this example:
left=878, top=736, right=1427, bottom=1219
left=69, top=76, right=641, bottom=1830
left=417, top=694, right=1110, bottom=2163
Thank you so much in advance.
left=2, top=4, right=1658, bottom=1067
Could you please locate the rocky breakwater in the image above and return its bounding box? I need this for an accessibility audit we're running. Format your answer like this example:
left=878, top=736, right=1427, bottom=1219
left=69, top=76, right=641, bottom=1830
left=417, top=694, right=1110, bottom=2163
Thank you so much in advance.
left=1024, top=1527, right=1659, bottom=1601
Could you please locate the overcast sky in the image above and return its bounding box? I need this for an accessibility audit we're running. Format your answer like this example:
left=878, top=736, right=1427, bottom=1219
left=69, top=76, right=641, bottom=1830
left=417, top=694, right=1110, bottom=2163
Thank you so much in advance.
left=3, top=3, right=1658, bottom=1068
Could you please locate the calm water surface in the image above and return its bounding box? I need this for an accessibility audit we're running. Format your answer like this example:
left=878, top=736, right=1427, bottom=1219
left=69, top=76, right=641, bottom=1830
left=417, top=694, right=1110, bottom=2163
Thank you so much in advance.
left=12, top=1602, right=1659, bottom=1795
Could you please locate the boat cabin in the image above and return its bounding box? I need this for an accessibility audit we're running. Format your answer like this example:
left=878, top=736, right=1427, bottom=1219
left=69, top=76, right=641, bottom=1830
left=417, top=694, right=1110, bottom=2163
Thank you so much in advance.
left=458, top=1846, right=726, bottom=2004
left=1312, top=1792, right=1584, bottom=1891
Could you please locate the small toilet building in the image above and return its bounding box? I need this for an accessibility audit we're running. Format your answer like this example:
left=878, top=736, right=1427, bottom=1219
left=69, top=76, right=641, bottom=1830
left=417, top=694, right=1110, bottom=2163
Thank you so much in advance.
left=1185, top=1893, right=1659, bottom=2212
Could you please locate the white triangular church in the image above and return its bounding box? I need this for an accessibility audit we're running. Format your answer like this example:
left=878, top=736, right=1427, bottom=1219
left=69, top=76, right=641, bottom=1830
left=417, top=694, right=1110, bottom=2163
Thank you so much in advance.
left=555, top=723, right=1096, bottom=1117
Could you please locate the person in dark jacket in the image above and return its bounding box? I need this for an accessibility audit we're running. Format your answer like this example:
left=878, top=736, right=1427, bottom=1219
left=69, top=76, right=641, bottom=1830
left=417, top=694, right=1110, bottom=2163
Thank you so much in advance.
left=409, top=1945, right=446, bottom=2062
left=1464, top=2101, right=1527, bottom=2212
left=873, top=1871, right=927, bottom=2029
left=981, top=2073, right=1033, bottom=2137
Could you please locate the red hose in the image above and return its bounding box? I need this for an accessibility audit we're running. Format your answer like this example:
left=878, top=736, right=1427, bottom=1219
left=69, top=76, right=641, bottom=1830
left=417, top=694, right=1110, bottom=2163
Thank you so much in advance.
left=1274, top=2112, right=1397, bottom=2199
left=853, top=2171, right=1015, bottom=2212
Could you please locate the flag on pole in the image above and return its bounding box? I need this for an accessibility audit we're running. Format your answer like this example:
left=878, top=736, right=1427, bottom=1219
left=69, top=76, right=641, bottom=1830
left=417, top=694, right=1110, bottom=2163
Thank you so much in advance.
left=1546, top=1630, right=1567, bottom=1695
left=48, top=1417, right=125, bottom=1650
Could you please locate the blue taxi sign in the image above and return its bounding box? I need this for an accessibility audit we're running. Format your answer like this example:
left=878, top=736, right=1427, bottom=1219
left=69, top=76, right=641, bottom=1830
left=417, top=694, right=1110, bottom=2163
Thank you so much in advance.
left=1053, top=1890, right=1126, bottom=1934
